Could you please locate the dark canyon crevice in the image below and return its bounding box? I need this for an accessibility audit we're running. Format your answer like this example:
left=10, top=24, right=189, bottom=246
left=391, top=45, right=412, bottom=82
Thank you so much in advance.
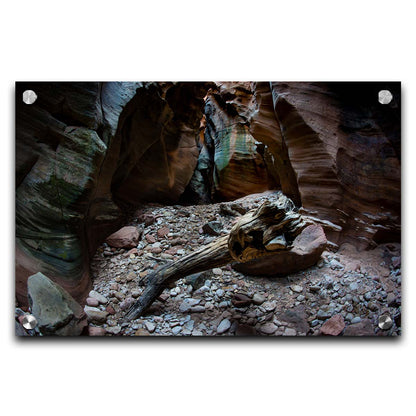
left=15, top=81, right=401, bottom=305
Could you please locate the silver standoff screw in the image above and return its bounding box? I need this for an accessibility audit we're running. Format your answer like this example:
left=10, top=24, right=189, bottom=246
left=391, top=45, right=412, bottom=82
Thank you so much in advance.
left=21, top=314, right=38, bottom=330
left=378, top=90, right=393, bottom=105
left=378, top=314, right=393, bottom=330
left=22, top=90, right=37, bottom=105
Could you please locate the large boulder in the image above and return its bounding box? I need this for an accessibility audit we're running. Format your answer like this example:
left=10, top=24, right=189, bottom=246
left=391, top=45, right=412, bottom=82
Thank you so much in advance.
left=105, top=226, right=140, bottom=248
left=233, top=224, right=327, bottom=276
left=27, top=272, right=87, bottom=336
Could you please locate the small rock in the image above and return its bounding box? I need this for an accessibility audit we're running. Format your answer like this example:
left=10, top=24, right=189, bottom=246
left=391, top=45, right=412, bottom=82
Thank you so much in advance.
left=131, top=289, right=142, bottom=298
left=364, top=291, right=372, bottom=301
left=232, top=293, right=252, bottom=307
left=106, top=305, right=116, bottom=315
left=320, top=314, right=345, bottom=336
left=351, top=317, right=361, bottom=324
left=343, top=319, right=375, bottom=336
left=172, top=326, right=182, bottom=335
left=252, top=293, right=266, bottom=305
left=263, top=301, right=277, bottom=312
left=106, top=325, right=121, bottom=335
left=86, top=297, right=99, bottom=307
left=144, top=321, right=156, bottom=333
left=88, top=327, right=107, bottom=336
left=290, top=284, right=303, bottom=293
left=157, top=227, right=170, bottom=239
left=217, top=319, right=231, bottom=334
left=212, top=268, right=222, bottom=275
left=190, top=305, right=206, bottom=313
left=260, top=322, right=277, bottom=335
left=120, top=297, right=135, bottom=310
left=89, top=290, right=108, bottom=304
left=316, top=309, right=332, bottom=320
left=283, top=327, right=297, bottom=336
left=202, top=221, right=222, bottom=236
left=84, top=307, right=108, bottom=324
left=145, top=234, right=156, bottom=244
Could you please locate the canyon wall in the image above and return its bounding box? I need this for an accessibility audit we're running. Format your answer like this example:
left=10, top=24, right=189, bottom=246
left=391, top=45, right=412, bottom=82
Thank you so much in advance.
left=15, top=81, right=400, bottom=304
left=15, top=82, right=209, bottom=305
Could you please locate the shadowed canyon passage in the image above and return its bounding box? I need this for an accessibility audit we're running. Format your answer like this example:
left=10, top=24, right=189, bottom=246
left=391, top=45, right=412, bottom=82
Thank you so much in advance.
left=15, top=81, right=401, bottom=307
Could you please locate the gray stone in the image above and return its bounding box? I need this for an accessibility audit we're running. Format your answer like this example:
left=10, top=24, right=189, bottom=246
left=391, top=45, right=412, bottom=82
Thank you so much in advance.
left=316, top=309, right=332, bottom=320
left=364, top=291, right=372, bottom=301
left=106, top=325, right=121, bottom=335
left=172, top=326, right=182, bottom=335
left=260, top=322, right=277, bottom=335
left=263, top=301, right=277, bottom=312
left=290, top=285, right=303, bottom=293
left=252, top=293, right=266, bottom=305
left=349, top=282, right=359, bottom=291
left=89, top=290, right=108, bottom=304
left=27, top=272, right=87, bottom=336
left=217, top=319, right=231, bottom=334
left=144, top=321, right=156, bottom=333
left=190, top=305, right=206, bottom=313
left=216, top=289, right=224, bottom=297
left=179, top=298, right=200, bottom=313
left=351, top=317, right=361, bottom=324
left=84, top=306, right=108, bottom=324
left=283, top=327, right=297, bottom=336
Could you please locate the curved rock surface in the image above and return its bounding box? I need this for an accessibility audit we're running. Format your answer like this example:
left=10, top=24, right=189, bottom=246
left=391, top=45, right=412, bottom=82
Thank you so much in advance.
left=270, top=82, right=401, bottom=247
left=15, top=81, right=401, bottom=306
left=193, top=83, right=278, bottom=201
left=16, top=82, right=210, bottom=305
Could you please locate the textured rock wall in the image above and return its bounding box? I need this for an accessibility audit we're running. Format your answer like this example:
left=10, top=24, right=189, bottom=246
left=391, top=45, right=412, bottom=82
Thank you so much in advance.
left=15, top=82, right=209, bottom=305
left=190, top=81, right=400, bottom=248
left=270, top=82, right=401, bottom=247
left=15, top=81, right=401, bottom=305
left=192, top=82, right=279, bottom=201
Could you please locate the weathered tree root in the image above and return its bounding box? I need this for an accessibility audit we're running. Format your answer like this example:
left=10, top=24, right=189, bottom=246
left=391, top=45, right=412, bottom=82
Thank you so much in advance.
left=124, top=193, right=313, bottom=321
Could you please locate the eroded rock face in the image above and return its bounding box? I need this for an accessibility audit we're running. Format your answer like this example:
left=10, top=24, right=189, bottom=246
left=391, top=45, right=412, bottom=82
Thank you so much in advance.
left=194, top=81, right=400, bottom=248
left=16, top=82, right=210, bottom=305
left=270, top=82, right=401, bottom=247
left=15, top=81, right=401, bottom=307
left=111, top=83, right=212, bottom=205
left=194, top=82, right=278, bottom=201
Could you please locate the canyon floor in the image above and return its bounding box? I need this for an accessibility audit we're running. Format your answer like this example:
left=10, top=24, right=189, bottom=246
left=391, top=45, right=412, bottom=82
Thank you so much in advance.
left=87, top=192, right=401, bottom=336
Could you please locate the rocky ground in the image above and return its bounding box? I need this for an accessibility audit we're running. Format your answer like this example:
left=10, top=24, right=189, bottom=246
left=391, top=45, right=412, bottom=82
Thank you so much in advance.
left=82, top=192, right=402, bottom=337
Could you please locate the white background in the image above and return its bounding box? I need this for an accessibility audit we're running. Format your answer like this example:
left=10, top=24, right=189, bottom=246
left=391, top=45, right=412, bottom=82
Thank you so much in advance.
left=1, top=1, right=414, bottom=415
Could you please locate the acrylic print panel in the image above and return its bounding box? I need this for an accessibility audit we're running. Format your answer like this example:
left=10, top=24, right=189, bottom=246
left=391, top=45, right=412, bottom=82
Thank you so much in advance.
left=15, top=82, right=401, bottom=337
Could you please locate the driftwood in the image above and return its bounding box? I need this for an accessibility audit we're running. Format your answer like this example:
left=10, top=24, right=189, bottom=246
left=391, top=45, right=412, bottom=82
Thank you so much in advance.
left=124, top=194, right=312, bottom=321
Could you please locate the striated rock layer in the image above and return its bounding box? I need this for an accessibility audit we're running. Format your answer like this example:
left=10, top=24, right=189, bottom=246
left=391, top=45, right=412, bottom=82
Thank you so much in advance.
left=194, top=81, right=400, bottom=248
left=269, top=82, right=401, bottom=247
left=16, top=81, right=401, bottom=305
left=16, top=82, right=209, bottom=305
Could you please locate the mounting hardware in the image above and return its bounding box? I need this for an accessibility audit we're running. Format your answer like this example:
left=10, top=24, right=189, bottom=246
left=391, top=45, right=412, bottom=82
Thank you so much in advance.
left=21, top=314, right=38, bottom=330
left=378, top=314, right=393, bottom=330
left=378, top=90, right=393, bottom=105
left=22, top=90, right=37, bottom=105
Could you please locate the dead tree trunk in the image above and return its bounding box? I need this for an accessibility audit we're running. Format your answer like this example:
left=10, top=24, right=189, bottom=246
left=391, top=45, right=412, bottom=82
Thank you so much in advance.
left=124, top=193, right=312, bottom=321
